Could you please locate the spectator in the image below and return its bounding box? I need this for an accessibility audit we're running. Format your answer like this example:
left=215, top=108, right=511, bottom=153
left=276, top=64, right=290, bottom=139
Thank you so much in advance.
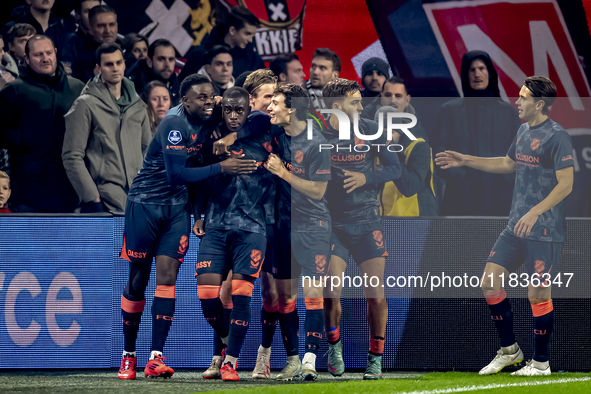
left=0, top=34, right=18, bottom=89
left=5, top=0, right=70, bottom=61
left=63, top=43, right=151, bottom=213
left=127, top=38, right=180, bottom=105
left=0, top=171, right=10, bottom=213
left=361, top=57, right=389, bottom=98
left=74, top=0, right=101, bottom=37
left=376, top=106, right=438, bottom=217
left=0, top=35, right=84, bottom=213
left=5, top=23, right=36, bottom=67
left=140, top=80, right=171, bottom=136
left=269, top=53, right=305, bottom=85
left=362, top=76, right=428, bottom=140
left=121, top=32, right=148, bottom=68
left=243, top=68, right=276, bottom=113
left=179, top=5, right=263, bottom=82
left=302, top=48, right=340, bottom=109
left=430, top=50, right=520, bottom=216
left=71, top=4, right=118, bottom=82
left=61, top=0, right=102, bottom=71
left=197, top=44, right=234, bottom=97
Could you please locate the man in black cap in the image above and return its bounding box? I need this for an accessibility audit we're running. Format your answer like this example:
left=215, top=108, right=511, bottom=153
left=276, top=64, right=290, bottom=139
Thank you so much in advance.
left=361, top=57, right=390, bottom=98
left=430, top=50, right=520, bottom=216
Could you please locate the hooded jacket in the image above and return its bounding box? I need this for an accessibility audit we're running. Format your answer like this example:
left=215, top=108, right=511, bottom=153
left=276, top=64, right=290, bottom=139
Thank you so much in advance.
left=62, top=76, right=152, bottom=212
left=179, top=25, right=264, bottom=82
left=197, top=65, right=235, bottom=97
left=430, top=50, right=520, bottom=216
left=126, top=58, right=180, bottom=105
left=0, top=63, right=84, bottom=212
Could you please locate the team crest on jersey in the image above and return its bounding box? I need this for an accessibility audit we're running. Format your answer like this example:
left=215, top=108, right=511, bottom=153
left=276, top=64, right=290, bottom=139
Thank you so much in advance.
left=168, top=130, right=182, bottom=145
left=535, top=260, right=545, bottom=274
left=531, top=138, right=541, bottom=151
left=263, top=141, right=273, bottom=152
left=354, top=136, right=365, bottom=146
left=294, top=150, right=304, bottom=164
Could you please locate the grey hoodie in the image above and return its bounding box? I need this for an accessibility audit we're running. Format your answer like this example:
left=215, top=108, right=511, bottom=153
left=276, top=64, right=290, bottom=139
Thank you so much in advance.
left=62, top=76, right=151, bottom=212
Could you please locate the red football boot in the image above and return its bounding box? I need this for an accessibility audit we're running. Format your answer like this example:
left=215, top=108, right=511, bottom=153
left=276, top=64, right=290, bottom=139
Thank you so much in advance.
left=221, top=361, right=239, bottom=381
left=118, top=354, right=137, bottom=380
left=144, top=355, right=175, bottom=378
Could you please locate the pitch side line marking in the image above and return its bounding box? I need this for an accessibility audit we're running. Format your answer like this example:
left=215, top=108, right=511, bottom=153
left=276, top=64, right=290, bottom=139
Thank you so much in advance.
left=399, top=377, right=591, bottom=394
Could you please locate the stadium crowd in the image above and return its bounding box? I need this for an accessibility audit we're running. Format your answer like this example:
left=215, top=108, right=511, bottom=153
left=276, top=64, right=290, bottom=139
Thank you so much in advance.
left=0, top=0, right=522, bottom=217
left=0, top=0, right=572, bottom=383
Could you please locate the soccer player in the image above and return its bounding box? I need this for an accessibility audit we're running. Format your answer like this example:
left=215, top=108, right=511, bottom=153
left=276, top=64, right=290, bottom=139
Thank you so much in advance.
left=321, top=79, right=402, bottom=380
left=243, top=69, right=281, bottom=379
left=200, top=70, right=280, bottom=380
left=435, top=76, right=574, bottom=376
left=265, top=84, right=332, bottom=381
left=117, top=74, right=256, bottom=380
left=195, top=86, right=276, bottom=381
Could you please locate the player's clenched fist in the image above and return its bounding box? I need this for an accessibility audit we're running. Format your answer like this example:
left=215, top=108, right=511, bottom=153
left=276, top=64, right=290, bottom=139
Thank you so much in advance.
left=265, top=153, right=287, bottom=177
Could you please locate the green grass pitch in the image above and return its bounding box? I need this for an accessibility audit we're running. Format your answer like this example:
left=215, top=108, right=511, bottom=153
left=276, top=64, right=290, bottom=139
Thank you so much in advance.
left=1, top=371, right=590, bottom=394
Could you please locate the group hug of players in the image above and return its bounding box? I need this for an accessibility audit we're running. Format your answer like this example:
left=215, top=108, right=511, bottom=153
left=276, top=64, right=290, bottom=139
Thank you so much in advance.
left=115, top=71, right=574, bottom=381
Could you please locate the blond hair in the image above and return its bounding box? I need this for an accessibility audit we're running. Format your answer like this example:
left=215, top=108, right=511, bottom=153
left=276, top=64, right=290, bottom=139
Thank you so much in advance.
left=0, top=171, right=10, bottom=189
left=243, top=69, right=277, bottom=98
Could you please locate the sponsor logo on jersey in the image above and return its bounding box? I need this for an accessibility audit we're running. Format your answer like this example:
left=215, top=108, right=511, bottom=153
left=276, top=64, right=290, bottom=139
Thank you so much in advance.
left=187, top=144, right=202, bottom=153
left=196, top=261, right=212, bottom=269
left=562, top=155, right=573, bottom=161
left=331, top=153, right=366, bottom=163
left=516, top=153, right=539, bottom=164
left=285, top=161, right=305, bottom=174
left=168, top=130, right=182, bottom=145
left=127, top=250, right=147, bottom=259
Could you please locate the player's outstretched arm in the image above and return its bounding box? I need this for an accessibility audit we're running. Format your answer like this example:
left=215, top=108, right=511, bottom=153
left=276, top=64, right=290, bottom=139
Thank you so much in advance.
left=513, top=166, right=574, bottom=238
left=435, top=150, right=515, bottom=174
left=265, top=153, right=328, bottom=200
